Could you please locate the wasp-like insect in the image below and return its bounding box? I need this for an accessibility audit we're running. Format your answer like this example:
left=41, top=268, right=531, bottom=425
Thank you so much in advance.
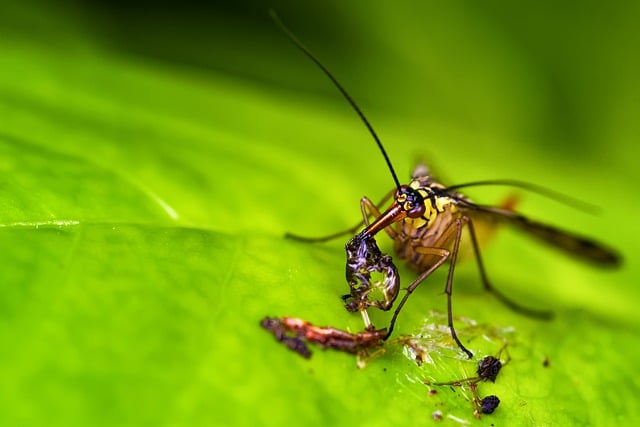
left=272, top=12, right=621, bottom=358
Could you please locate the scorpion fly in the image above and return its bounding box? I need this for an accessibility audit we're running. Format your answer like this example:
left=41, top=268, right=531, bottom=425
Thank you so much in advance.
left=272, top=12, right=621, bottom=359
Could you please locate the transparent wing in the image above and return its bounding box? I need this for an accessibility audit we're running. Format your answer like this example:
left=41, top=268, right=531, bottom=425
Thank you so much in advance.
left=459, top=201, right=621, bottom=267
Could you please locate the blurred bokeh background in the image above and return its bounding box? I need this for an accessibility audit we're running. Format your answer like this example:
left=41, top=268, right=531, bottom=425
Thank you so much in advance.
left=5, top=0, right=638, bottom=159
left=98, top=1, right=636, bottom=157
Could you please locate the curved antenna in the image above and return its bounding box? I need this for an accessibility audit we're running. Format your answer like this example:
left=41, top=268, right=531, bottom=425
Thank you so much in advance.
left=270, top=10, right=402, bottom=191
left=444, top=179, right=599, bottom=214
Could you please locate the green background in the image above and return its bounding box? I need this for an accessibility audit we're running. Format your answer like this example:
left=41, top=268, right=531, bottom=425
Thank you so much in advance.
left=1, top=1, right=639, bottom=425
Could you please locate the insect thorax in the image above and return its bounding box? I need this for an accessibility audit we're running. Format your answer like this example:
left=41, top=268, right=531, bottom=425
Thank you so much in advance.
left=402, top=177, right=458, bottom=231
left=393, top=177, right=462, bottom=270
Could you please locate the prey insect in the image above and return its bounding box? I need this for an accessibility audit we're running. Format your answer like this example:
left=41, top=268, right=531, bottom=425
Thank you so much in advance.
left=426, top=346, right=510, bottom=386
left=272, top=12, right=621, bottom=359
left=261, top=316, right=386, bottom=359
left=425, top=347, right=510, bottom=417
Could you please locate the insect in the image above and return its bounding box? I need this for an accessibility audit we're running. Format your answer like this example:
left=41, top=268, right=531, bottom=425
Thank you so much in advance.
left=425, top=349, right=509, bottom=417
left=425, top=352, right=509, bottom=387
left=271, top=12, right=621, bottom=358
left=429, top=377, right=501, bottom=418
left=260, top=316, right=386, bottom=358
left=343, top=231, right=399, bottom=325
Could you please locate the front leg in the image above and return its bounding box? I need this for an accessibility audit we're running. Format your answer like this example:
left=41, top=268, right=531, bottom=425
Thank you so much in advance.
left=359, top=196, right=398, bottom=240
left=384, top=216, right=474, bottom=359
left=285, top=190, right=394, bottom=243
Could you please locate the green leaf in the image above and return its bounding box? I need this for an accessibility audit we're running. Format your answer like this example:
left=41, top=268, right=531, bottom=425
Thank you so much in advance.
left=1, top=2, right=639, bottom=426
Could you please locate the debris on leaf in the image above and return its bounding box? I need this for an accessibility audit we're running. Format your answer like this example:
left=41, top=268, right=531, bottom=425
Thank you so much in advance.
left=261, top=316, right=386, bottom=360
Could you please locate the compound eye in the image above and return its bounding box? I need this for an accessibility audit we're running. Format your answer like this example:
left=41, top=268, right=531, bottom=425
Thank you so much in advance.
left=397, top=185, right=425, bottom=218
left=406, top=201, right=426, bottom=218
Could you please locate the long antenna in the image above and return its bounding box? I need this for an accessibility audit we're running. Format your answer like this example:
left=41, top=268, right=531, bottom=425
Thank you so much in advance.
left=444, top=179, right=599, bottom=214
left=270, top=10, right=402, bottom=191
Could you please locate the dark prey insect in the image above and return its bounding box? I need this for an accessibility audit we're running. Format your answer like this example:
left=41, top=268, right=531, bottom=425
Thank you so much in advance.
left=425, top=351, right=509, bottom=417
left=425, top=354, right=507, bottom=387
left=272, top=12, right=621, bottom=359
left=343, top=232, right=400, bottom=326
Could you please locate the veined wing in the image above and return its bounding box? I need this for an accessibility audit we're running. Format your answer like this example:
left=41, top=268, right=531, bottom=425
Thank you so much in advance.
left=459, top=201, right=621, bottom=267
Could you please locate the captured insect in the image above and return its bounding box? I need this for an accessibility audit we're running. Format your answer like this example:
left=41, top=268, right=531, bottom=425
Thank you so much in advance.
left=343, top=232, right=399, bottom=323
left=271, top=12, right=621, bottom=359
left=261, top=316, right=386, bottom=358
left=425, top=348, right=509, bottom=417
left=425, top=350, right=509, bottom=387
left=428, top=372, right=502, bottom=418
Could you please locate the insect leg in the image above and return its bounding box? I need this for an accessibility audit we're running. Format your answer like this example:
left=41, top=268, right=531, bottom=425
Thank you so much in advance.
left=359, top=195, right=398, bottom=240
left=384, top=248, right=450, bottom=340
left=285, top=189, right=394, bottom=242
left=385, top=218, right=473, bottom=358
left=443, top=217, right=474, bottom=358
left=467, top=219, right=553, bottom=319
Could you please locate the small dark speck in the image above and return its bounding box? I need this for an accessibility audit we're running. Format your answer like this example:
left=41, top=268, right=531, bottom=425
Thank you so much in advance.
left=481, top=395, right=500, bottom=414
left=543, top=357, right=551, bottom=367
left=429, top=389, right=438, bottom=396
left=383, top=367, right=387, bottom=372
